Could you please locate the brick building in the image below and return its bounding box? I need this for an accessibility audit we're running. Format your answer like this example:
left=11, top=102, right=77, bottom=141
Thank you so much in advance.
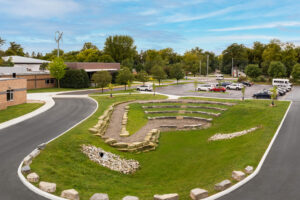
left=0, top=78, right=27, bottom=110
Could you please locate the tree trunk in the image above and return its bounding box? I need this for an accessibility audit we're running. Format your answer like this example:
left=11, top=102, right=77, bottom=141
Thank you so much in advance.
left=125, top=85, right=127, bottom=91
left=102, top=87, right=104, bottom=93
left=159, top=80, right=161, bottom=86
left=57, top=79, right=60, bottom=88
left=177, top=79, right=179, bottom=84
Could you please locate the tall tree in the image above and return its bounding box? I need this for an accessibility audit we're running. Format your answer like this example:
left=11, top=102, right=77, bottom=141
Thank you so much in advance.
left=104, top=35, right=137, bottom=63
left=81, top=42, right=98, bottom=51
left=282, top=43, right=297, bottom=77
left=5, top=42, right=25, bottom=56
left=245, top=64, right=262, bottom=79
left=221, top=43, right=248, bottom=74
left=98, top=54, right=115, bottom=63
left=48, top=57, right=66, bottom=88
left=137, top=70, right=149, bottom=85
left=92, top=71, right=112, bottom=93
left=0, top=37, right=5, bottom=48
left=291, top=63, right=300, bottom=83
left=151, top=65, right=166, bottom=85
left=268, top=61, right=286, bottom=78
left=77, top=49, right=101, bottom=62
left=116, top=67, right=134, bottom=90
left=248, top=41, right=265, bottom=67
left=144, top=49, right=165, bottom=73
left=170, top=63, right=184, bottom=84
left=262, top=39, right=282, bottom=74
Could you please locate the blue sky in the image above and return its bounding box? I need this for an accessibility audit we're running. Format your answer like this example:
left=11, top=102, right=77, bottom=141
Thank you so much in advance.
left=1, top=0, right=300, bottom=55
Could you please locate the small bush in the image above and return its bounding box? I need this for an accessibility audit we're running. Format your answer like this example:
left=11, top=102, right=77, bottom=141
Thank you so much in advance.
left=237, top=76, right=247, bottom=82
left=61, top=69, right=90, bottom=88
left=253, top=75, right=266, bottom=82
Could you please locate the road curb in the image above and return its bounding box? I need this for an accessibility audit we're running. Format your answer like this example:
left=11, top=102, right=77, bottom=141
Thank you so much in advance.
left=202, top=101, right=293, bottom=200
left=17, top=96, right=99, bottom=200
left=0, top=97, right=55, bottom=130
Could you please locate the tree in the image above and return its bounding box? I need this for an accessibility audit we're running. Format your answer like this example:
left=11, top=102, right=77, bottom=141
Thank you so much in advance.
left=291, top=63, right=300, bottom=83
left=271, top=86, right=277, bottom=106
left=282, top=43, right=297, bottom=77
left=170, top=63, right=184, bottom=84
left=43, top=49, right=64, bottom=61
left=77, top=49, right=100, bottom=62
left=104, top=35, right=137, bottom=63
left=63, top=51, right=79, bottom=62
left=144, top=49, right=165, bottom=73
left=48, top=58, right=66, bottom=88
left=137, top=70, right=149, bottom=85
left=92, top=71, right=112, bottom=93
left=5, top=42, right=25, bottom=56
left=40, top=63, right=48, bottom=71
left=81, top=42, right=98, bottom=51
left=0, top=37, right=5, bottom=48
left=245, top=64, right=262, bottom=79
left=127, top=80, right=132, bottom=95
left=98, top=54, right=115, bottom=63
left=248, top=42, right=265, bottom=67
left=151, top=65, right=166, bottom=85
left=194, top=79, right=198, bottom=92
left=116, top=67, right=134, bottom=90
left=183, top=52, right=200, bottom=76
left=268, top=61, right=286, bottom=78
left=108, top=83, right=113, bottom=98
left=221, top=43, right=248, bottom=74
left=241, top=86, right=246, bottom=101
left=262, top=39, right=282, bottom=74
left=61, top=69, right=89, bottom=88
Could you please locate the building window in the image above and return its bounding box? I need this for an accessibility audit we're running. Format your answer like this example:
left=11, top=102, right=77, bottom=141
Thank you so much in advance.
left=50, top=78, right=55, bottom=84
left=7, top=90, right=14, bottom=101
left=45, top=79, right=50, bottom=84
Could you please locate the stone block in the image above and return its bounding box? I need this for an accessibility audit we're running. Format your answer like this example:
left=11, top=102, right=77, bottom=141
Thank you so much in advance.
left=176, top=116, right=184, bottom=120
left=113, top=142, right=128, bottom=148
left=214, top=179, right=231, bottom=191
left=90, top=193, right=109, bottom=200
left=39, top=181, right=56, bottom=193
left=61, top=189, right=80, bottom=200
left=27, top=172, right=39, bottom=183
left=23, top=155, right=32, bottom=165
left=153, top=193, right=179, bottom=200
left=105, top=138, right=117, bottom=145
left=180, top=105, right=187, bottom=108
left=89, top=128, right=98, bottom=134
left=37, top=143, right=46, bottom=150
left=190, top=188, right=209, bottom=200
left=232, top=171, right=246, bottom=181
left=21, top=165, right=31, bottom=174
left=123, top=196, right=139, bottom=200
left=245, top=166, right=254, bottom=174
left=29, top=149, right=40, bottom=158
left=178, top=110, right=185, bottom=114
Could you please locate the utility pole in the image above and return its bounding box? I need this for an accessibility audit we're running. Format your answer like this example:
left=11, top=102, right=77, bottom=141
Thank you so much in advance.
left=199, top=59, right=202, bottom=76
left=55, top=31, right=63, bottom=57
left=231, top=57, right=234, bottom=77
left=206, top=54, right=209, bottom=76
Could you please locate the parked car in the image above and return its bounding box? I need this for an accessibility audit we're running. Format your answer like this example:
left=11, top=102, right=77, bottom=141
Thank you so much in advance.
left=276, top=88, right=286, bottom=96
left=253, top=90, right=274, bottom=99
left=241, top=81, right=253, bottom=87
left=197, top=84, right=214, bottom=91
left=216, top=82, right=232, bottom=87
left=137, top=85, right=153, bottom=91
left=226, top=83, right=243, bottom=90
left=216, top=74, right=224, bottom=80
left=210, top=86, right=226, bottom=92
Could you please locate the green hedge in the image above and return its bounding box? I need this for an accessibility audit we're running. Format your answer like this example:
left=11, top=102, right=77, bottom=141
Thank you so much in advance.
left=61, top=69, right=90, bottom=88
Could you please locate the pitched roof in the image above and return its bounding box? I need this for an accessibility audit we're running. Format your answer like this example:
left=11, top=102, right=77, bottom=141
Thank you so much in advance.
left=2, top=56, right=50, bottom=64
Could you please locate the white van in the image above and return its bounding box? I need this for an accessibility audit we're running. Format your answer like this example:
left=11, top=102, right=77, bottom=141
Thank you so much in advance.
left=272, top=79, right=292, bottom=90
left=216, top=74, right=224, bottom=80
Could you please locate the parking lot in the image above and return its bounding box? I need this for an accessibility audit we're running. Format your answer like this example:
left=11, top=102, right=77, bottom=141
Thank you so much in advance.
left=156, top=82, right=287, bottom=100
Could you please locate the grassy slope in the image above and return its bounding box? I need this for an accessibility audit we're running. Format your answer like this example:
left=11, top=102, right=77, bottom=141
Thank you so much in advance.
left=0, top=103, right=43, bottom=123
left=30, top=96, right=289, bottom=200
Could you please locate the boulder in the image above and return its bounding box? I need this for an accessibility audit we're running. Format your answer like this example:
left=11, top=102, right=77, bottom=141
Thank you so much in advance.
left=245, top=166, right=254, bottom=174
left=39, top=181, right=56, bottom=193
left=27, top=172, right=39, bottom=183
left=21, top=165, right=31, bottom=174
left=61, top=189, right=80, bottom=200
left=214, top=179, right=231, bottom=191
left=153, top=193, right=179, bottom=200
left=122, top=196, right=139, bottom=200
left=190, top=188, right=208, bottom=200
left=90, top=193, right=109, bottom=200
left=232, top=171, right=246, bottom=181
left=29, top=149, right=40, bottom=158
left=23, top=155, right=32, bottom=165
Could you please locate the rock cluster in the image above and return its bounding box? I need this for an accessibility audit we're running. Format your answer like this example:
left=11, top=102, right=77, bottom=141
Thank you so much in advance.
left=82, top=145, right=139, bottom=174
left=208, top=127, right=260, bottom=141
left=104, top=129, right=160, bottom=153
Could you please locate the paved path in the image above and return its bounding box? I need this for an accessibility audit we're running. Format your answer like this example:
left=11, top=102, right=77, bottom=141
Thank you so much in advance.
left=0, top=98, right=97, bottom=200
left=219, top=86, right=300, bottom=200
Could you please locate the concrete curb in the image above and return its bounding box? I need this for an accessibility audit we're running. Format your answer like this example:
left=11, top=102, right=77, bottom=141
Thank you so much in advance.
left=0, top=97, right=55, bottom=130
left=202, top=101, right=292, bottom=200
left=17, top=96, right=99, bottom=200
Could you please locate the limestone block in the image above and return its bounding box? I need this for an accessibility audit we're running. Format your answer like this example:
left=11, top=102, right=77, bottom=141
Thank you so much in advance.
left=232, top=171, right=246, bottom=181
left=153, top=193, right=179, bottom=200
left=105, top=138, right=117, bottom=145
left=245, top=166, right=254, bottom=174
left=29, top=149, right=40, bottom=158
left=89, top=128, right=98, bottom=134
left=180, top=105, right=187, bottom=108
left=176, top=116, right=184, bottom=120
left=37, top=143, right=46, bottom=150
left=23, top=155, right=32, bottom=165
left=61, top=189, right=80, bottom=200
left=21, top=165, right=31, bottom=174
left=178, top=110, right=185, bottom=114
left=27, top=172, right=39, bottom=183
left=90, top=193, right=109, bottom=200
left=113, top=142, right=128, bottom=148
left=123, top=196, right=139, bottom=200
left=39, top=181, right=56, bottom=193
left=190, top=188, right=209, bottom=200
left=214, top=179, right=231, bottom=191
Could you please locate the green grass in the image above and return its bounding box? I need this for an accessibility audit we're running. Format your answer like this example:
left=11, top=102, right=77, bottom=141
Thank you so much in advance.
left=0, top=103, right=43, bottom=123
left=27, top=87, right=92, bottom=93
left=91, top=89, right=137, bottom=95
left=30, top=95, right=289, bottom=200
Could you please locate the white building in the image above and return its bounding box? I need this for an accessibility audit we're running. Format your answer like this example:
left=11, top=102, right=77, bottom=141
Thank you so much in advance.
left=2, top=56, right=49, bottom=72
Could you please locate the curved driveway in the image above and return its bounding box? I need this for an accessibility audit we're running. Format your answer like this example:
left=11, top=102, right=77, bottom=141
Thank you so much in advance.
left=0, top=98, right=97, bottom=200
left=219, top=87, right=300, bottom=200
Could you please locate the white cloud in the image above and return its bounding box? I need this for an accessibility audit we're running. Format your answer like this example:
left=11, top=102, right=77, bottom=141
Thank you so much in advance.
left=138, top=9, right=158, bottom=16
left=210, top=21, right=300, bottom=32
left=0, top=0, right=80, bottom=18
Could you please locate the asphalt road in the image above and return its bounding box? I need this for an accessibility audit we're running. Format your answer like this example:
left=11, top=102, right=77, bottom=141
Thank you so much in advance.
left=219, top=86, right=300, bottom=200
left=0, top=98, right=97, bottom=200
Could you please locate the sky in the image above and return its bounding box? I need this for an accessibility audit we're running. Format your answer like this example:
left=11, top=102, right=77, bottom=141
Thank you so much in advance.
left=1, top=0, right=300, bottom=55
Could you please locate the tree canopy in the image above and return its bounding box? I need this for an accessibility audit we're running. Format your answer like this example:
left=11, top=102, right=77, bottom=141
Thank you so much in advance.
left=116, top=67, right=134, bottom=90
left=48, top=57, right=66, bottom=88
left=245, top=64, right=262, bottom=79
left=92, top=71, right=112, bottom=92
left=268, top=61, right=286, bottom=78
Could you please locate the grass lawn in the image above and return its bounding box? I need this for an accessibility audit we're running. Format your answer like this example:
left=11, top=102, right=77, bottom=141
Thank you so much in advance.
left=0, top=103, right=43, bottom=123
left=27, top=87, right=91, bottom=93
left=90, top=89, right=137, bottom=95
left=30, top=95, right=289, bottom=200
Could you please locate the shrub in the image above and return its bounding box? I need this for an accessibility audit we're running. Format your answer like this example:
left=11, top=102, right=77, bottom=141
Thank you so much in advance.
left=61, top=69, right=90, bottom=88
left=237, top=76, right=247, bottom=82
left=245, top=64, right=261, bottom=78
left=291, top=63, right=300, bottom=83
left=253, top=75, right=266, bottom=82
